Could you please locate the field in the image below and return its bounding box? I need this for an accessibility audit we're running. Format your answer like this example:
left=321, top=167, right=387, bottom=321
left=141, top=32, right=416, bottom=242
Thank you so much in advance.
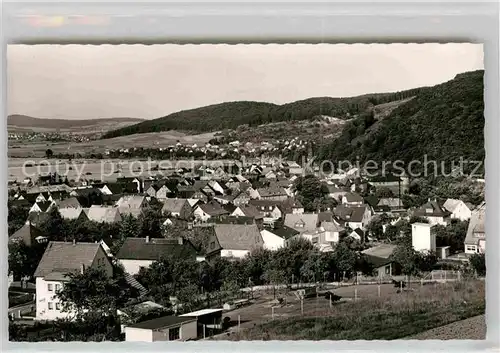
left=213, top=280, right=485, bottom=341
left=8, top=130, right=217, bottom=158
left=8, top=157, right=229, bottom=183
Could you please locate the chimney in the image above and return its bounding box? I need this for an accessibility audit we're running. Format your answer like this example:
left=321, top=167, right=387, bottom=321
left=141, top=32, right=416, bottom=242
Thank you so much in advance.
left=80, top=264, right=85, bottom=274
left=145, top=236, right=150, bottom=243
left=178, top=237, right=184, bottom=245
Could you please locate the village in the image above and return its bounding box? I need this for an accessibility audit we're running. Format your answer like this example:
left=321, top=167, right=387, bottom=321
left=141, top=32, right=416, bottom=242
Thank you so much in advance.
left=7, top=156, right=486, bottom=342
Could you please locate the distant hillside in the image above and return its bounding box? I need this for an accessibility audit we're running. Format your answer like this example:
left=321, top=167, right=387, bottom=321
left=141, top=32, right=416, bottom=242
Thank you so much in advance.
left=8, top=115, right=144, bottom=130
left=317, top=70, right=485, bottom=172
left=101, top=90, right=424, bottom=139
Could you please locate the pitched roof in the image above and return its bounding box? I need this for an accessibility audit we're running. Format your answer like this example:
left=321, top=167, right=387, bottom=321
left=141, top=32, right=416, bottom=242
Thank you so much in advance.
left=27, top=211, right=50, bottom=226
left=85, top=206, right=122, bottom=223
left=321, top=221, right=345, bottom=233
left=257, top=186, right=287, bottom=198
left=233, top=205, right=264, bottom=219
left=198, top=201, right=229, bottom=216
left=34, top=201, right=53, bottom=212
left=284, top=213, right=320, bottom=233
left=361, top=244, right=398, bottom=259
left=262, top=225, right=299, bottom=240
left=443, top=199, right=471, bottom=213
left=344, top=192, right=364, bottom=203
left=162, top=199, right=190, bottom=214
left=9, top=223, right=45, bottom=246
left=54, top=197, right=81, bottom=209
left=127, top=315, right=196, bottom=330
left=214, top=224, right=264, bottom=251
left=413, top=200, right=450, bottom=218
left=333, top=205, right=367, bottom=223
left=59, top=207, right=86, bottom=220
left=116, top=237, right=198, bottom=261
left=34, top=241, right=101, bottom=278
left=377, top=198, right=402, bottom=208
left=115, top=195, right=147, bottom=209
left=464, top=201, right=485, bottom=246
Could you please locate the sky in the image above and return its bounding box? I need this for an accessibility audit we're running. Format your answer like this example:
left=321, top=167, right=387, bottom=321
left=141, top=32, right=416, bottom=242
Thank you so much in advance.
left=7, top=43, right=484, bottom=120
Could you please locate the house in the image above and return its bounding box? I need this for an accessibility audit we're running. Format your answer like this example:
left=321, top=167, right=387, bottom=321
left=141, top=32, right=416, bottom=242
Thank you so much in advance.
left=124, top=315, right=197, bottom=342
left=115, top=195, right=148, bottom=217
left=145, top=184, right=171, bottom=200
left=286, top=161, right=303, bottom=175
left=260, top=225, right=300, bottom=251
left=361, top=244, right=399, bottom=278
left=256, top=187, right=288, bottom=201
left=34, top=241, right=113, bottom=321
left=248, top=200, right=283, bottom=220
left=29, top=201, right=54, bottom=214
left=232, top=191, right=250, bottom=206
left=117, top=237, right=199, bottom=275
left=193, top=201, right=229, bottom=222
left=281, top=198, right=304, bottom=214
left=443, top=199, right=472, bottom=221
left=342, top=192, right=364, bottom=207
left=320, top=221, right=346, bottom=244
left=377, top=198, right=403, bottom=211
left=85, top=206, right=122, bottom=224
left=323, top=184, right=349, bottom=201
left=9, top=222, right=48, bottom=247
left=161, top=199, right=192, bottom=220
left=412, top=200, right=450, bottom=226
left=348, top=228, right=364, bottom=242
left=284, top=213, right=319, bottom=234
left=411, top=222, right=435, bottom=253
left=206, top=224, right=264, bottom=260
left=464, top=202, right=485, bottom=254
left=333, top=205, right=372, bottom=230
left=53, top=197, right=81, bottom=209
left=59, top=207, right=89, bottom=222
left=231, top=204, right=264, bottom=220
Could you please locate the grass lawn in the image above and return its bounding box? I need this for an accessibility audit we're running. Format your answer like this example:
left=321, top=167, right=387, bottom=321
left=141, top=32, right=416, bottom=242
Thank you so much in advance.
left=227, top=280, right=485, bottom=341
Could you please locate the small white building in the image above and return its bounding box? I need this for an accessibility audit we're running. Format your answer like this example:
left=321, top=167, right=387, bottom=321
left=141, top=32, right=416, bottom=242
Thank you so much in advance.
left=124, top=316, right=197, bottom=342
left=443, top=199, right=472, bottom=221
left=411, top=222, right=436, bottom=253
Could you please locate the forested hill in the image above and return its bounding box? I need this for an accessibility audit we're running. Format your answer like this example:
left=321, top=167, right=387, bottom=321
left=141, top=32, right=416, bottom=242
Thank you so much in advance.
left=101, top=89, right=423, bottom=139
left=317, top=70, right=485, bottom=169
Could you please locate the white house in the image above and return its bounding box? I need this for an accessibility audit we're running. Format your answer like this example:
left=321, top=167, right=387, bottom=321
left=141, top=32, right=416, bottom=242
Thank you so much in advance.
left=206, top=224, right=264, bottom=260
left=413, top=200, right=450, bottom=226
left=34, top=241, right=113, bottom=321
left=260, top=226, right=299, bottom=251
left=464, top=202, right=485, bottom=254
left=411, top=222, right=436, bottom=253
left=443, top=199, right=472, bottom=221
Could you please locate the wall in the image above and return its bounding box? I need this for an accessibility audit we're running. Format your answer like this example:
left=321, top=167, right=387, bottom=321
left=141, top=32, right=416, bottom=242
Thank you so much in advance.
left=411, top=224, right=436, bottom=253
left=125, top=327, right=153, bottom=342
left=451, top=202, right=472, bottom=221
left=91, top=246, right=114, bottom=277
left=261, top=230, right=285, bottom=251
left=35, top=277, right=74, bottom=321
left=119, top=259, right=154, bottom=275
left=221, top=249, right=249, bottom=259
left=180, top=320, right=198, bottom=340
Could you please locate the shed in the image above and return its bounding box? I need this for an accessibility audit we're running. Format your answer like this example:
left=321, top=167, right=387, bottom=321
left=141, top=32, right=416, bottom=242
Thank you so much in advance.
left=124, top=315, right=197, bottom=342
left=180, top=308, right=223, bottom=337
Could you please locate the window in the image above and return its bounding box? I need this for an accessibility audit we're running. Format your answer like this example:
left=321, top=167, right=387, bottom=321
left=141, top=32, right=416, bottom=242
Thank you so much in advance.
left=47, top=283, right=53, bottom=292
left=169, top=326, right=180, bottom=341
left=55, top=284, right=61, bottom=292
left=210, top=242, right=215, bottom=249
left=466, top=245, right=477, bottom=252
left=56, top=303, right=61, bottom=310
left=48, top=302, right=53, bottom=310
left=385, top=265, right=391, bottom=275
